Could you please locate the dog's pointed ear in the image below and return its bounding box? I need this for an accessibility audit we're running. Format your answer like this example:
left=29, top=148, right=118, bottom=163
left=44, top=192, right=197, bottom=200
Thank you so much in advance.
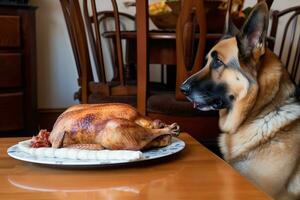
left=224, top=19, right=240, bottom=36
left=239, top=2, right=269, bottom=57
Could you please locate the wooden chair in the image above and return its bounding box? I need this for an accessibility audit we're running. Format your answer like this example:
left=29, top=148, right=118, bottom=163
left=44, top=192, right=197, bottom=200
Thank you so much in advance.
left=141, top=0, right=220, bottom=149
left=269, top=6, right=300, bottom=85
left=60, top=0, right=136, bottom=105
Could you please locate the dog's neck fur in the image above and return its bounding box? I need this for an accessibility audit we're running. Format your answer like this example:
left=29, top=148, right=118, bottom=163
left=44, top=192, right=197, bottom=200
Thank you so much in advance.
left=219, top=49, right=300, bottom=161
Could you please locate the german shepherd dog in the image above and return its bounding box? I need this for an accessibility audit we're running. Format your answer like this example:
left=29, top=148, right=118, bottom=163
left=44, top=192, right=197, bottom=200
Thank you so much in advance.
left=181, top=2, right=300, bottom=199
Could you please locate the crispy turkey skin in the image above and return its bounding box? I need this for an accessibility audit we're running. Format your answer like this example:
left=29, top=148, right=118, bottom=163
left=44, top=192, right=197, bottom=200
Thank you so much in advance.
left=42, top=103, right=180, bottom=150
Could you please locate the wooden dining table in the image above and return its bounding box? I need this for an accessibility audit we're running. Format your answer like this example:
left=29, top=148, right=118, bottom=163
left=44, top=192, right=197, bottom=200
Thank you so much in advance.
left=103, top=30, right=222, bottom=89
left=0, top=133, right=271, bottom=199
left=103, top=30, right=222, bottom=65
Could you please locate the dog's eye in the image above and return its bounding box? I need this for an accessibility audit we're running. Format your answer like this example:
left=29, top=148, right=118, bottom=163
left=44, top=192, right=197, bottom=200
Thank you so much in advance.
left=211, top=57, right=223, bottom=69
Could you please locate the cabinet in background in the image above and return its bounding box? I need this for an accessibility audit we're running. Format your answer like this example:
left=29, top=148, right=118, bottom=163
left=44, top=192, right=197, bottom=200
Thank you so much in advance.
left=0, top=4, right=37, bottom=136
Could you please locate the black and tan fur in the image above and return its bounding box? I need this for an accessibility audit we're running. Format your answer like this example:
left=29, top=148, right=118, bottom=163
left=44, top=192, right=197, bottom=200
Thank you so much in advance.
left=181, top=2, right=300, bottom=199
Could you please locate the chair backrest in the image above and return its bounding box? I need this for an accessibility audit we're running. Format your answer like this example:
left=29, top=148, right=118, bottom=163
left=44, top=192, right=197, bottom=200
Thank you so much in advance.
left=175, top=0, right=207, bottom=100
left=82, top=0, right=136, bottom=84
left=60, top=0, right=93, bottom=103
left=61, top=0, right=137, bottom=103
left=269, top=6, right=300, bottom=84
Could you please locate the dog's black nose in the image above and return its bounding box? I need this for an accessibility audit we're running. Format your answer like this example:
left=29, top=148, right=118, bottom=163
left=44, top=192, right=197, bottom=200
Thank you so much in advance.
left=180, top=84, right=191, bottom=96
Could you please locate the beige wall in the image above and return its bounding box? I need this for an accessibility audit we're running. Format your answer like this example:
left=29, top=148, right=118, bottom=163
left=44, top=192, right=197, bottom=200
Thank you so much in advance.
left=31, top=0, right=78, bottom=108
left=30, top=0, right=300, bottom=109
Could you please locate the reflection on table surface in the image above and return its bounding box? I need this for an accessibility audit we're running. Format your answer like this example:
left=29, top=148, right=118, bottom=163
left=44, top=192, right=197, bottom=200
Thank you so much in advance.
left=0, top=133, right=271, bottom=200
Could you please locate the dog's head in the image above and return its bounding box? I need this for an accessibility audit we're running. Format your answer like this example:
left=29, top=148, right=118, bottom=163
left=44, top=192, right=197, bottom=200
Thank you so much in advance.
left=180, top=2, right=269, bottom=111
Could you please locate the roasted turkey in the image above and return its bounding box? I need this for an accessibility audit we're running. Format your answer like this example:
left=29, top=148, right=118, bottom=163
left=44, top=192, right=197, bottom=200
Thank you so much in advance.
left=31, top=103, right=180, bottom=150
